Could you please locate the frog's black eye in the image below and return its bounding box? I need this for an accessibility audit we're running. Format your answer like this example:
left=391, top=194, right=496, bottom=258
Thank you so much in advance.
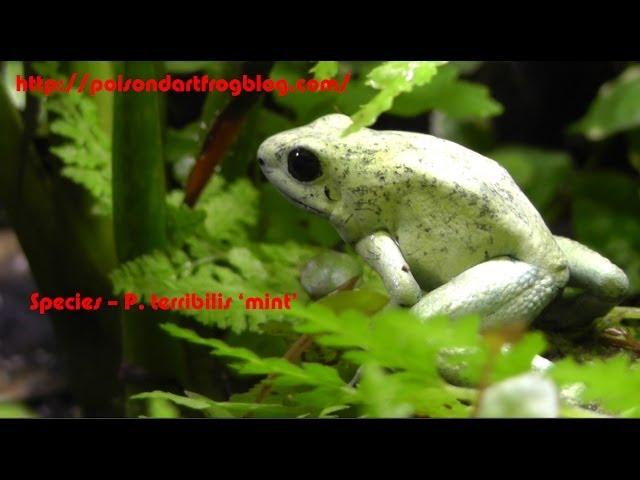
left=287, top=148, right=322, bottom=182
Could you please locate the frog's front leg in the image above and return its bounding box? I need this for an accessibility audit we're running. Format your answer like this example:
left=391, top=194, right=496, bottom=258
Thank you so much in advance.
left=355, top=231, right=423, bottom=306
left=410, top=257, right=566, bottom=330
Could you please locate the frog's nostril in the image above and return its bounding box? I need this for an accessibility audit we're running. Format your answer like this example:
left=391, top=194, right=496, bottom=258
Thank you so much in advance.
left=258, top=157, right=266, bottom=167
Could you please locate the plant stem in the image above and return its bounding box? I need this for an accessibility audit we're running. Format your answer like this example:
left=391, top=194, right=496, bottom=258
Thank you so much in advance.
left=112, top=61, right=189, bottom=416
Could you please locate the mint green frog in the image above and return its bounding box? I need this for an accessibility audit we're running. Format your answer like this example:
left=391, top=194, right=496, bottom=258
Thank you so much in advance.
left=257, top=114, right=629, bottom=330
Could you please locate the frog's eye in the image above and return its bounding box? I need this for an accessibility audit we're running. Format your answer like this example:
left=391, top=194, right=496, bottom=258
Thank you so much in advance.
left=287, top=148, right=322, bottom=182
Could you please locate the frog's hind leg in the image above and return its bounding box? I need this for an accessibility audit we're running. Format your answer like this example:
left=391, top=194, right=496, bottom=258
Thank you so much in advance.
left=534, top=236, right=629, bottom=330
left=410, top=257, right=567, bottom=330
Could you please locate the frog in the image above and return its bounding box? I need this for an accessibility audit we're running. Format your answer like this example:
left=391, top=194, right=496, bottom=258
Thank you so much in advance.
left=257, top=113, right=629, bottom=330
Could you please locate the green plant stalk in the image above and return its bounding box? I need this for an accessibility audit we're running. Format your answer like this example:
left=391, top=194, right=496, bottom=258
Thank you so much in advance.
left=112, top=61, right=189, bottom=415
left=69, top=61, right=114, bottom=136
left=0, top=83, right=123, bottom=416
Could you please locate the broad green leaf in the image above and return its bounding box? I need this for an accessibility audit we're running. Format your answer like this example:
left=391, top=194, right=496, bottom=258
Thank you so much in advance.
left=310, top=61, right=339, bottom=80
left=571, top=65, right=640, bottom=140
left=489, top=146, right=572, bottom=220
left=317, top=289, right=389, bottom=315
left=270, top=61, right=337, bottom=123
left=270, top=61, right=379, bottom=124
left=430, top=112, right=496, bottom=152
left=146, top=397, right=181, bottom=418
left=391, top=64, right=502, bottom=120
left=133, top=391, right=211, bottom=410
left=571, top=171, right=640, bottom=292
left=0, top=402, right=35, bottom=418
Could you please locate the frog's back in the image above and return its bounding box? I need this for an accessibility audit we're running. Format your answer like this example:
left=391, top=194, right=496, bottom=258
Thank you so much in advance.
left=376, top=130, right=567, bottom=286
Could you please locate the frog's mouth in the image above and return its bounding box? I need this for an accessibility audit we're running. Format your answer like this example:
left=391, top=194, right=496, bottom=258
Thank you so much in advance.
left=277, top=187, right=328, bottom=217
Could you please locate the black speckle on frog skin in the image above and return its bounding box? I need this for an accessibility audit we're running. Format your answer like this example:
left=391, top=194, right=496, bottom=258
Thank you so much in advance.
left=340, top=167, right=351, bottom=180
left=466, top=244, right=479, bottom=254
left=449, top=183, right=468, bottom=199
left=474, top=222, right=491, bottom=233
left=478, top=199, right=492, bottom=218
left=324, top=186, right=334, bottom=200
left=275, top=144, right=288, bottom=159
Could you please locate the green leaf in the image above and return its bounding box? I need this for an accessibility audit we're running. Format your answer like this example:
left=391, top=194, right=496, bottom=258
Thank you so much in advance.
left=310, top=61, right=339, bottom=80
left=356, top=364, right=415, bottom=417
left=111, top=239, right=317, bottom=333
left=318, top=404, right=351, bottom=418
left=161, top=324, right=350, bottom=399
left=490, top=332, right=547, bottom=383
left=430, top=112, right=496, bottom=152
left=571, top=171, right=640, bottom=293
left=390, top=64, right=503, bottom=119
left=550, top=355, right=640, bottom=416
left=197, top=176, right=260, bottom=246
left=159, top=302, right=557, bottom=418
left=47, top=93, right=112, bottom=214
left=355, top=365, right=471, bottom=418
left=165, top=201, right=206, bottom=247
left=270, top=61, right=337, bottom=123
left=571, top=65, right=640, bottom=140
left=134, top=391, right=211, bottom=409
left=146, top=397, right=181, bottom=418
left=316, top=289, right=389, bottom=316
left=0, top=402, right=35, bottom=418
left=345, top=61, right=446, bottom=135
left=133, top=390, right=289, bottom=418
left=489, top=146, right=572, bottom=220
left=270, top=61, right=377, bottom=124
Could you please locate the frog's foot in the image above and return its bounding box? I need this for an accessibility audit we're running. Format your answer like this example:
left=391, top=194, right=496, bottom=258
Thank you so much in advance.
left=534, top=236, right=629, bottom=331
left=410, top=257, right=565, bottom=330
